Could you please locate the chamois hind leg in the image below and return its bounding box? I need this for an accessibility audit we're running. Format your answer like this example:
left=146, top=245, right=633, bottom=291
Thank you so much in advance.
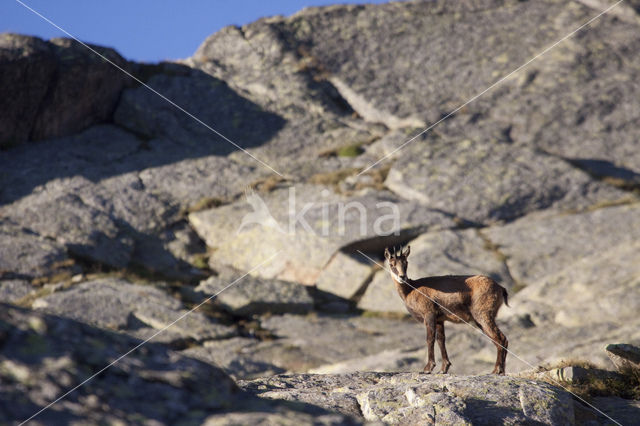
left=423, top=313, right=436, bottom=373
left=475, top=314, right=508, bottom=375
left=436, top=321, right=451, bottom=374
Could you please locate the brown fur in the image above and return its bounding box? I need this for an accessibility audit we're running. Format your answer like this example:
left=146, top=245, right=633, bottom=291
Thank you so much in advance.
left=385, top=246, right=509, bottom=375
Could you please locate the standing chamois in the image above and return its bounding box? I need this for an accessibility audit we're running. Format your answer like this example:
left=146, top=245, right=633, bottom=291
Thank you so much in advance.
left=384, top=246, right=509, bottom=374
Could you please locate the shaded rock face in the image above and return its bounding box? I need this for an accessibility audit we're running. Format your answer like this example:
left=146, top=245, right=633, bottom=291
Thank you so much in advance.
left=197, top=270, right=314, bottom=315
left=113, top=68, right=286, bottom=156
left=0, top=303, right=240, bottom=425
left=0, top=304, right=359, bottom=425
left=0, top=34, right=130, bottom=148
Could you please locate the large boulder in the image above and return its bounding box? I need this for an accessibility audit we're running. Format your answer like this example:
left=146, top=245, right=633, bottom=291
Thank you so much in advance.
left=279, top=1, right=640, bottom=179
left=189, top=184, right=455, bottom=285
left=0, top=34, right=130, bottom=149
left=500, top=240, right=640, bottom=328
left=315, top=251, right=374, bottom=300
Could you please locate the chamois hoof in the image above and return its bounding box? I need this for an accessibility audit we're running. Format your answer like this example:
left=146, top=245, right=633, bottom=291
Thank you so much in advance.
left=422, top=362, right=436, bottom=373
left=439, top=362, right=451, bottom=374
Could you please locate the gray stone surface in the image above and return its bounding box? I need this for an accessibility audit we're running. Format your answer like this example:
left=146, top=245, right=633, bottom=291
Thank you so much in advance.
left=2, top=2, right=640, bottom=424
left=2, top=303, right=358, bottom=425
left=357, top=270, right=408, bottom=314
left=0, top=279, right=34, bottom=303
left=4, top=189, right=134, bottom=269
left=113, top=70, right=286, bottom=156
left=182, top=337, right=287, bottom=380
left=485, top=203, right=640, bottom=285
left=32, top=278, right=236, bottom=341
left=183, top=313, right=432, bottom=379
left=385, top=138, right=627, bottom=224
left=315, top=251, right=373, bottom=300
left=0, top=303, right=239, bottom=425
left=197, top=271, right=314, bottom=316
left=0, top=34, right=130, bottom=148
left=203, top=411, right=354, bottom=426
left=275, top=0, right=640, bottom=182
left=0, top=220, right=69, bottom=279
left=240, top=372, right=575, bottom=425
left=499, top=240, right=640, bottom=328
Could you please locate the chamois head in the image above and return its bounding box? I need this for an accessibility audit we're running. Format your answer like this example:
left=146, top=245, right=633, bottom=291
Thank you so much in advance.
left=384, top=245, right=410, bottom=281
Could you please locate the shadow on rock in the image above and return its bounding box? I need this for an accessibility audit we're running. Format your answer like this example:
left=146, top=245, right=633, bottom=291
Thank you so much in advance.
left=0, top=303, right=359, bottom=425
left=0, top=64, right=286, bottom=205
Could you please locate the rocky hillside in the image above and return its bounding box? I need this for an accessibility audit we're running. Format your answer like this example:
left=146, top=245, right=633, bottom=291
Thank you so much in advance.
left=2, top=0, right=640, bottom=424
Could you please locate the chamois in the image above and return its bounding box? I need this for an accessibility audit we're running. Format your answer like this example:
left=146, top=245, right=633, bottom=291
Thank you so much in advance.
left=385, top=245, right=509, bottom=374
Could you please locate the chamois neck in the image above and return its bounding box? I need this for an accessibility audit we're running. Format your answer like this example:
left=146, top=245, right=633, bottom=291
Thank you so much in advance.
left=392, top=275, right=412, bottom=300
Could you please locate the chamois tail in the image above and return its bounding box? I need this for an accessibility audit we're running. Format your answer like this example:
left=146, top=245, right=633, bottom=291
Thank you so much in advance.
left=502, top=287, right=509, bottom=307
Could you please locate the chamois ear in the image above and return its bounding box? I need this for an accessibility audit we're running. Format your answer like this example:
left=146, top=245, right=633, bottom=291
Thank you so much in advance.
left=384, top=247, right=391, bottom=260
left=402, top=245, right=410, bottom=258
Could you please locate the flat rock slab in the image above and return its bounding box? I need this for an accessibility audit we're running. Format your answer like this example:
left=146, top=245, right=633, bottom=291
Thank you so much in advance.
left=197, top=272, right=314, bottom=316
left=182, top=337, right=288, bottom=380
left=385, top=139, right=627, bottom=224
left=0, top=221, right=69, bottom=279
left=485, top=203, right=640, bottom=285
left=240, top=372, right=575, bottom=425
left=32, top=278, right=236, bottom=341
left=3, top=185, right=134, bottom=269
left=183, top=313, right=431, bottom=379
left=500, top=240, right=640, bottom=328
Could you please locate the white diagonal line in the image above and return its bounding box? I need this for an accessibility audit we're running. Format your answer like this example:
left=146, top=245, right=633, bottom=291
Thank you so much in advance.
left=357, top=250, right=622, bottom=426
left=19, top=250, right=282, bottom=426
left=357, top=0, right=624, bottom=176
left=14, top=0, right=284, bottom=178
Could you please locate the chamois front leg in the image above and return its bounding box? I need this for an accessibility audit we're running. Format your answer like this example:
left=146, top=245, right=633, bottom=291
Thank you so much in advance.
left=423, top=313, right=436, bottom=373
left=436, top=321, right=451, bottom=374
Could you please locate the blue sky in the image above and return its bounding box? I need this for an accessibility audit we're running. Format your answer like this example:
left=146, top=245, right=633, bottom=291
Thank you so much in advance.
left=2, top=0, right=393, bottom=62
